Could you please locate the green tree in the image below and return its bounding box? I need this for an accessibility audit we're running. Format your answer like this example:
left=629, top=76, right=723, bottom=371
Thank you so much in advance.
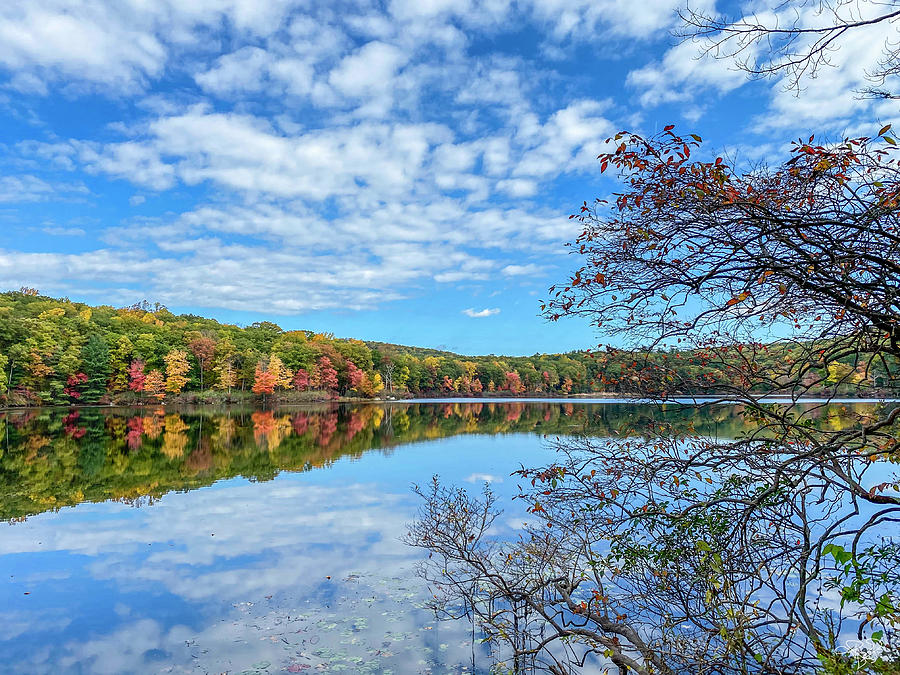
left=109, top=335, right=134, bottom=391
left=81, top=335, right=110, bottom=403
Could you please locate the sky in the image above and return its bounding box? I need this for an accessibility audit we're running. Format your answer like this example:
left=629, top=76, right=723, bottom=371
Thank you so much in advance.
left=0, top=0, right=896, bottom=355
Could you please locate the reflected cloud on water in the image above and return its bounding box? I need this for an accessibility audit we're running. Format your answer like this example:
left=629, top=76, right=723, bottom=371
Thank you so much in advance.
left=0, top=401, right=888, bottom=673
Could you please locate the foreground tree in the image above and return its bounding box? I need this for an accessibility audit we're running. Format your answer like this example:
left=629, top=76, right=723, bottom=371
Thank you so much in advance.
left=680, top=0, right=900, bottom=99
left=411, top=127, right=900, bottom=673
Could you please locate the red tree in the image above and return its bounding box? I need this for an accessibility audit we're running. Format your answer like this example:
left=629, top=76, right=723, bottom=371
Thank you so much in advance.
left=503, top=371, right=525, bottom=394
left=345, top=360, right=363, bottom=392
left=64, top=372, right=88, bottom=400
left=128, top=360, right=146, bottom=393
left=293, top=368, right=310, bottom=391
left=318, top=357, right=339, bottom=396
left=62, top=411, right=86, bottom=438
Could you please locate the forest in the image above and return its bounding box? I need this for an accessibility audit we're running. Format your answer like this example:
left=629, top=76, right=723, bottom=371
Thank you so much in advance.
left=0, top=288, right=894, bottom=408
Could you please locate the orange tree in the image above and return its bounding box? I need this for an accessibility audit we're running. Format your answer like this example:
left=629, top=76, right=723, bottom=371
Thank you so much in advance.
left=409, top=128, right=900, bottom=674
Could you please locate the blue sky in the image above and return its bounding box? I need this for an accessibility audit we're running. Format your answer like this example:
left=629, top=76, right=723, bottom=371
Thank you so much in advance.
left=0, top=1, right=895, bottom=355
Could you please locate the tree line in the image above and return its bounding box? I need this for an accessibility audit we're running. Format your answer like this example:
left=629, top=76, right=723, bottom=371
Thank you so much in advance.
left=1, top=289, right=892, bottom=408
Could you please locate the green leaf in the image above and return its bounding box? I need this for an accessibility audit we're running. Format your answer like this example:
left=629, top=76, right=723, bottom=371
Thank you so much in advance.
left=872, top=630, right=884, bottom=642
left=879, top=124, right=892, bottom=136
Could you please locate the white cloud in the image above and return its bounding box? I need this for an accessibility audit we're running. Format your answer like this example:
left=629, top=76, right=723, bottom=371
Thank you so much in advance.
left=328, top=41, right=408, bottom=98
left=194, top=46, right=324, bottom=99
left=0, top=4, right=166, bottom=93
left=526, top=0, right=695, bottom=40
left=462, top=307, right=500, bottom=317
left=512, top=100, right=615, bottom=179
left=629, top=2, right=900, bottom=132
left=465, top=472, right=503, bottom=483
left=501, top=263, right=542, bottom=276
left=8, top=72, right=594, bottom=309
left=41, top=226, right=86, bottom=236
left=0, top=0, right=712, bottom=318
left=752, top=10, right=900, bottom=131
left=0, top=1, right=323, bottom=93
left=0, top=0, right=706, bottom=97
left=627, top=39, right=749, bottom=108
left=496, top=178, right=538, bottom=197
left=0, top=175, right=87, bottom=203
left=195, top=46, right=282, bottom=95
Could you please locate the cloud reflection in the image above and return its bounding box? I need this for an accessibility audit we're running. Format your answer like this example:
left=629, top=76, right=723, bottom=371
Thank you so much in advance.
left=0, top=435, right=540, bottom=674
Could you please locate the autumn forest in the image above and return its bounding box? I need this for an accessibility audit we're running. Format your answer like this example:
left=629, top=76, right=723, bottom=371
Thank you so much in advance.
left=1, top=288, right=893, bottom=409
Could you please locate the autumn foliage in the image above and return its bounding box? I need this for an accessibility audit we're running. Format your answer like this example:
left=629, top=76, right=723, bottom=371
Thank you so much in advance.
left=416, top=125, right=900, bottom=673
left=251, top=365, right=276, bottom=396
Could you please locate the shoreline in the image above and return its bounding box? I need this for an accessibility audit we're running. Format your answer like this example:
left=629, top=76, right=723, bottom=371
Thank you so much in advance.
left=3, top=394, right=898, bottom=414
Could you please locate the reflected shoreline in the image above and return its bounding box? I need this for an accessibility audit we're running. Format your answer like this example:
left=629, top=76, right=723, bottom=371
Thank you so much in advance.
left=1, top=400, right=890, bottom=522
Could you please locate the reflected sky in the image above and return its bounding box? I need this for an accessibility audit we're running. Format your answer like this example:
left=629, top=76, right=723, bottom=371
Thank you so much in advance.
left=0, top=401, right=888, bottom=674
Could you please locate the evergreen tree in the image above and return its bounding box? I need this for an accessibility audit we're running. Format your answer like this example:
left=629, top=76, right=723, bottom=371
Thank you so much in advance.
left=81, top=334, right=110, bottom=403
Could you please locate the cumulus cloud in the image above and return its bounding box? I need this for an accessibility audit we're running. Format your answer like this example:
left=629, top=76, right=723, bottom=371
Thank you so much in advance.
left=0, top=175, right=87, bottom=203
left=465, top=472, right=503, bottom=483
left=8, top=68, right=597, bottom=310
left=0, top=1, right=691, bottom=96
left=329, top=40, right=408, bottom=98
left=0, top=433, right=545, bottom=673
left=8, top=0, right=872, bottom=319
left=501, top=263, right=542, bottom=277
left=462, top=307, right=500, bottom=317
left=628, top=2, right=900, bottom=132
left=627, top=39, right=749, bottom=108
left=0, top=1, right=639, bottom=317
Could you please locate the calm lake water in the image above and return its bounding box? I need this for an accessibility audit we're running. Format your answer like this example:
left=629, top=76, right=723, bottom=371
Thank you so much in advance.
left=0, top=400, right=888, bottom=674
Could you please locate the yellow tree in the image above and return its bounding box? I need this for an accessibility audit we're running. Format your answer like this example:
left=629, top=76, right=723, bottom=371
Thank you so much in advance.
left=361, top=372, right=385, bottom=397
left=214, top=358, right=237, bottom=394
left=164, top=349, right=190, bottom=393
left=267, top=355, right=294, bottom=390
left=213, top=339, right=237, bottom=393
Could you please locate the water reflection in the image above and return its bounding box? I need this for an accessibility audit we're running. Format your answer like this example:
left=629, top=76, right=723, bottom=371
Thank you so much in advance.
left=0, top=401, right=887, bottom=674
left=4, top=400, right=887, bottom=522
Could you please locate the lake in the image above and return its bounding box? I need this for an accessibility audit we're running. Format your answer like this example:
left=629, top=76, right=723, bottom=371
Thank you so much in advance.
left=0, top=400, right=888, bottom=674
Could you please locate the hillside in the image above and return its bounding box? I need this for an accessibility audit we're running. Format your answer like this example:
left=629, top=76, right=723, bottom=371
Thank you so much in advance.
left=0, top=289, right=891, bottom=407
